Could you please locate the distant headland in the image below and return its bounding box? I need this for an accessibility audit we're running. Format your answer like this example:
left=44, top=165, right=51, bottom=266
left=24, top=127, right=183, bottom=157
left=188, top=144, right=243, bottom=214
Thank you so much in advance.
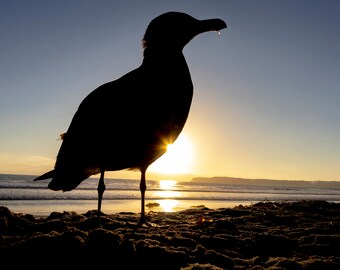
left=192, top=176, right=340, bottom=189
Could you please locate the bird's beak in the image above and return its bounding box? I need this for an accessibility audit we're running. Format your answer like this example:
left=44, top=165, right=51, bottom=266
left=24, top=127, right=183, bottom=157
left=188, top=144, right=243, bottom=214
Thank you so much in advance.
left=197, top=18, right=227, bottom=35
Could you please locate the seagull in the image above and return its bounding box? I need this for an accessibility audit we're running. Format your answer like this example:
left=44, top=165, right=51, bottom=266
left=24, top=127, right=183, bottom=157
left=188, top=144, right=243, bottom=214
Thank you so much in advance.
left=34, top=11, right=227, bottom=225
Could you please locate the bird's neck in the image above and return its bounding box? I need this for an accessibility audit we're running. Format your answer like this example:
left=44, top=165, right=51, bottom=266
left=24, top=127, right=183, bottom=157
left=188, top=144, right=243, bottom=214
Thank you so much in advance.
left=142, top=48, right=188, bottom=68
left=143, top=45, right=183, bottom=56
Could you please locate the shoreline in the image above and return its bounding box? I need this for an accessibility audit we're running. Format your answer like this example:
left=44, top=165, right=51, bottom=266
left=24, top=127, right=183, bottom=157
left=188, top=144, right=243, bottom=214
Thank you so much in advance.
left=1, top=200, right=339, bottom=269
left=0, top=199, right=256, bottom=217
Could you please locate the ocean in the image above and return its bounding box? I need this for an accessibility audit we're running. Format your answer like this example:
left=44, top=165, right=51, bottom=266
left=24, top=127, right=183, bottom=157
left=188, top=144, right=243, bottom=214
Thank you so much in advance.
left=1, top=174, right=340, bottom=217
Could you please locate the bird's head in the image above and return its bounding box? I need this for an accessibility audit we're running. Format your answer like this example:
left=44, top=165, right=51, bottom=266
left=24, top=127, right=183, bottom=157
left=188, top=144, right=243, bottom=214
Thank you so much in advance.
left=142, top=12, right=227, bottom=53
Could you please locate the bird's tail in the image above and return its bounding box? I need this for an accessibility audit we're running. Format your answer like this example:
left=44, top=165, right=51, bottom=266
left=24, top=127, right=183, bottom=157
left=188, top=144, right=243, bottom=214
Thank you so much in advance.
left=34, top=170, right=55, bottom=181
left=33, top=170, right=65, bottom=191
left=34, top=168, right=92, bottom=191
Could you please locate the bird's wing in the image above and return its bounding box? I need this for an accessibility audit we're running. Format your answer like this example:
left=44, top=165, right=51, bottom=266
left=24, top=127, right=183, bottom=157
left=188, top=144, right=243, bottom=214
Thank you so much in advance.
left=53, top=67, right=179, bottom=173
left=49, top=60, right=192, bottom=190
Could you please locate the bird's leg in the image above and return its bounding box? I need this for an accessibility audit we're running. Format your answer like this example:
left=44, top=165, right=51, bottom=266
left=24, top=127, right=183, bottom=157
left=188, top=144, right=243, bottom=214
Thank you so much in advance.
left=138, top=169, right=147, bottom=225
left=97, top=169, right=106, bottom=226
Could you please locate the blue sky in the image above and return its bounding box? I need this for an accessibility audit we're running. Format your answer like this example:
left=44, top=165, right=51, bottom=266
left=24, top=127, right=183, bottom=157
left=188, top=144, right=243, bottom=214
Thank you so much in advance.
left=1, top=0, right=340, bottom=181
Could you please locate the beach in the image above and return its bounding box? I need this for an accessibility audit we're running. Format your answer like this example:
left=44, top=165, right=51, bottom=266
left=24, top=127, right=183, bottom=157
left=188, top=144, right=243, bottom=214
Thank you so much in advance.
left=1, top=200, right=339, bottom=269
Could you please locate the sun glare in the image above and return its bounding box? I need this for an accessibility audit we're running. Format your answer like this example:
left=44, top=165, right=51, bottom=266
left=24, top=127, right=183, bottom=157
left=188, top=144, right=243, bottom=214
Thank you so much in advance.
left=150, top=134, right=193, bottom=174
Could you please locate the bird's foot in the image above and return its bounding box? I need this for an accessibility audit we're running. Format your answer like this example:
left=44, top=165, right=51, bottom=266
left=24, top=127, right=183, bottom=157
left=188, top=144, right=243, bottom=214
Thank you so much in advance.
left=138, top=217, right=148, bottom=227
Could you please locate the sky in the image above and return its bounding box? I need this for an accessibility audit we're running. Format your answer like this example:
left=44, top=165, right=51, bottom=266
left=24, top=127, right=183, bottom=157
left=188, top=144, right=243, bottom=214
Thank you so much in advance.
left=1, top=0, right=340, bottom=181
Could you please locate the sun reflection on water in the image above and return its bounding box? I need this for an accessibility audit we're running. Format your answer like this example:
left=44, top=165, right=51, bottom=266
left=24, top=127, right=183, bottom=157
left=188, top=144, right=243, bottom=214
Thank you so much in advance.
left=154, top=190, right=181, bottom=198
left=153, top=180, right=181, bottom=199
left=146, top=180, right=182, bottom=212
left=156, top=199, right=179, bottom=212
left=159, top=180, right=177, bottom=190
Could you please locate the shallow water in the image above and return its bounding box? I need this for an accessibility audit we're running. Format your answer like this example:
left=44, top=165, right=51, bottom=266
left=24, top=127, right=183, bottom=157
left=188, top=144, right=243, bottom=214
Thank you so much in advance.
left=1, top=174, right=340, bottom=216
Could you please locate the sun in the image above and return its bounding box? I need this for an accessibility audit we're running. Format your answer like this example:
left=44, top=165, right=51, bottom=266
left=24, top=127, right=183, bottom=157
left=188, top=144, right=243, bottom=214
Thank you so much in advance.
left=149, top=133, right=193, bottom=175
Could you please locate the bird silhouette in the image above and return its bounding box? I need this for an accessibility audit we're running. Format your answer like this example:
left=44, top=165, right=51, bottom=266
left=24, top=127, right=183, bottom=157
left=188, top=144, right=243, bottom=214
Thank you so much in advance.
left=34, top=12, right=227, bottom=225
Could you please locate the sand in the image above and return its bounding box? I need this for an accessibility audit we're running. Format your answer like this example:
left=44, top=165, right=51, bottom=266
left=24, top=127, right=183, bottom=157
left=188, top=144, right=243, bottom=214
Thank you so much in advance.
left=1, top=200, right=339, bottom=269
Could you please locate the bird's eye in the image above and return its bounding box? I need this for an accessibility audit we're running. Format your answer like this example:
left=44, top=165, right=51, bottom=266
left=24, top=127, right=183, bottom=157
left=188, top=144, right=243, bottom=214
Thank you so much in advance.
left=216, top=31, right=221, bottom=36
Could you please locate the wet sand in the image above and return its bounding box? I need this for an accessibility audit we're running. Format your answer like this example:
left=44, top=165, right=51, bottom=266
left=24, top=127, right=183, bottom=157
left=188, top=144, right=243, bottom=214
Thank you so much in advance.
left=1, top=200, right=339, bottom=269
